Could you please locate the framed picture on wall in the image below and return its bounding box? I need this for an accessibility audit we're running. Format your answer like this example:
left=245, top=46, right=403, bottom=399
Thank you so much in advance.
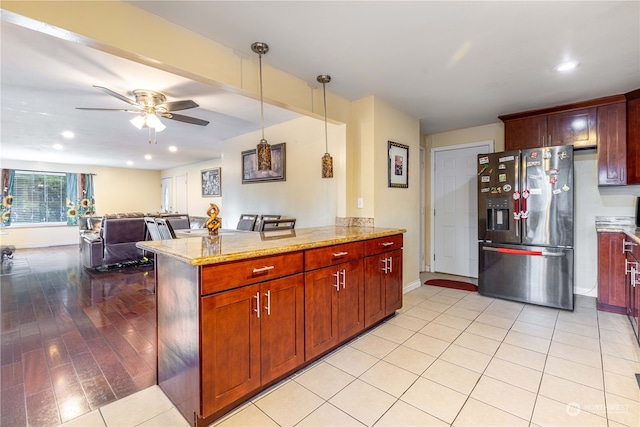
left=242, top=142, right=286, bottom=183
left=388, top=141, right=409, bottom=188
left=201, top=167, right=221, bottom=197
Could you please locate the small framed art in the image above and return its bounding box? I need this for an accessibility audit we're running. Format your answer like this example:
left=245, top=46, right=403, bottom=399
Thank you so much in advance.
left=388, top=141, right=409, bottom=188
left=201, top=167, right=221, bottom=197
left=242, top=142, right=286, bottom=184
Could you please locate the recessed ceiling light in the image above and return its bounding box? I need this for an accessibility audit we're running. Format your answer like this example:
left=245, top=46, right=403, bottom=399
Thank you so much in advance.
left=144, top=155, right=152, bottom=160
left=555, top=60, right=580, bottom=72
left=127, top=161, right=133, bottom=166
left=168, top=146, right=177, bottom=152
left=52, top=144, right=63, bottom=150
left=61, top=131, right=74, bottom=139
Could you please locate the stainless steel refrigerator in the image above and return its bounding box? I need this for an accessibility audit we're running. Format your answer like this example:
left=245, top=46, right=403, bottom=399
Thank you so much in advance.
left=477, top=145, right=574, bottom=310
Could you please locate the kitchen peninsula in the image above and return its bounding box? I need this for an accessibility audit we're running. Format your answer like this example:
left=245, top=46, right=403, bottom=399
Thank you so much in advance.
left=137, top=225, right=406, bottom=426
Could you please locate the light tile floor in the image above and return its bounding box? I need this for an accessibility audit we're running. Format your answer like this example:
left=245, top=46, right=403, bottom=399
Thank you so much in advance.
left=58, top=273, right=640, bottom=427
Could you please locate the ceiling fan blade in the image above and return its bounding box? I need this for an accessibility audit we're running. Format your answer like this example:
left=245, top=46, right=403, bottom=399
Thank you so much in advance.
left=76, top=108, right=140, bottom=113
left=161, top=113, right=209, bottom=126
left=93, top=85, right=138, bottom=106
left=161, top=100, right=199, bottom=112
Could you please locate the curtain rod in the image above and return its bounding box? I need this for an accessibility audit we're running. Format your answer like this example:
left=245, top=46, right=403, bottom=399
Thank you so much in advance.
left=8, top=169, right=97, bottom=176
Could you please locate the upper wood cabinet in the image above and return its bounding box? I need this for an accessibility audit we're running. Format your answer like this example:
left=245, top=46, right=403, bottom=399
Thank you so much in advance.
left=547, top=108, right=597, bottom=148
left=503, top=115, right=548, bottom=150
left=597, top=102, right=627, bottom=186
left=500, top=96, right=624, bottom=151
left=625, top=89, right=640, bottom=184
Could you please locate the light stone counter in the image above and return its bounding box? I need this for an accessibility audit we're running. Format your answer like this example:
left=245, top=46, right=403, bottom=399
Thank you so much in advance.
left=136, top=225, right=406, bottom=266
left=595, top=216, right=640, bottom=245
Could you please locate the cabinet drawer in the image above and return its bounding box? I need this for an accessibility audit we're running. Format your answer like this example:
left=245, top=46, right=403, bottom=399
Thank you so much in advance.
left=365, top=234, right=403, bottom=257
left=305, top=241, right=364, bottom=271
left=201, top=252, right=303, bottom=295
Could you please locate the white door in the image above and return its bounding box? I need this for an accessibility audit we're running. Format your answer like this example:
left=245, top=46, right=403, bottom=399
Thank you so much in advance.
left=432, top=141, right=493, bottom=278
left=175, top=174, right=187, bottom=214
left=160, top=177, right=172, bottom=213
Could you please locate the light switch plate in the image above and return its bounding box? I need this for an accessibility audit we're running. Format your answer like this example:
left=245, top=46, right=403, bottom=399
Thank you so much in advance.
left=357, top=198, right=363, bottom=209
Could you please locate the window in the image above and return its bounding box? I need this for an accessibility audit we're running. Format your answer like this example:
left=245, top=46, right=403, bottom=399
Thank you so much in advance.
left=11, top=171, right=67, bottom=224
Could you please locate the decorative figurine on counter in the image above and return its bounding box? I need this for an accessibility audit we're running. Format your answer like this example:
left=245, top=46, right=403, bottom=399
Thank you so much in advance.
left=205, top=203, right=221, bottom=236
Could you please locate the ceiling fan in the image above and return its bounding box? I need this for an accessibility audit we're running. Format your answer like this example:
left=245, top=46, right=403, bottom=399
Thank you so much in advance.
left=77, top=85, right=209, bottom=142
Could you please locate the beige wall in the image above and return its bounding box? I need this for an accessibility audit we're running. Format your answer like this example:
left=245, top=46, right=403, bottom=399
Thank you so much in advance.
left=372, top=98, right=422, bottom=290
left=0, top=160, right=160, bottom=247
left=162, top=116, right=346, bottom=229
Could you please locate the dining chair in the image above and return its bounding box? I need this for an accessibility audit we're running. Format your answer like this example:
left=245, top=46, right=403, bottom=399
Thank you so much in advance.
left=236, top=214, right=258, bottom=231
left=144, top=217, right=163, bottom=241
left=258, top=218, right=296, bottom=231
left=255, top=214, right=281, bottom=231
left=155, top=217, right=176, bottom=239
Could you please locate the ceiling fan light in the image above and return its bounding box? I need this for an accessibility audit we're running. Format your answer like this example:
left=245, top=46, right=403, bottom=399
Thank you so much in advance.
left=130, top=115, right=145, bottom=130
left=146, top=114, right=166, bottom=131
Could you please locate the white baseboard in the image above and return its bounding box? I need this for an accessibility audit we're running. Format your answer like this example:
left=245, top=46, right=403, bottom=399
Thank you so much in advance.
left=403, top=279, right=422, bottom=293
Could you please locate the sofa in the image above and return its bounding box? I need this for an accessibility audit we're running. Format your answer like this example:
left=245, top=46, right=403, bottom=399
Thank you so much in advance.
left=80, top=213, right=148, bottom=269
left=80, top=212, right=205, bottom=269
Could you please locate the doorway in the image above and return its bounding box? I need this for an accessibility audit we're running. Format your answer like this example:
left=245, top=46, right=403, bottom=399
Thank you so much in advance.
left=160, top=177, right=172, bottom=213
left=431, top=140, right=493, bottom=278
left=175, top=174, right=187, bottom=214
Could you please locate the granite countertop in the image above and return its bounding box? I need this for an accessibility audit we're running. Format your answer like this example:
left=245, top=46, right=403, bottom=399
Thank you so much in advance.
left=595, top=216, right=640, bottom=244
left=136, top=225, right=406, bottom=266
left=595, top=216, right=636, bottom=231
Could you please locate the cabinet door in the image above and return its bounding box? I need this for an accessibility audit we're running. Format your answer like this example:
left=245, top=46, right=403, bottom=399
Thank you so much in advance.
left=201, top=285, right=261, bottom=415
left=364, top=254, right=386, bottom=328
left=504, top=116, right=547, bottom=150
left=597, top=102, right=627, bottom=186
left=626, top=98, right=640, bottom=184
left=596, top=232, right=627, bottom=313
left=547, top=108, right=597, bottom=148
left=385, top=249, right=403, bottom=315
left=337, top=260, right=365, bottom=341
left=304, top=267, right=339, bottom=359
left=260, top=274, right=305, bottom=384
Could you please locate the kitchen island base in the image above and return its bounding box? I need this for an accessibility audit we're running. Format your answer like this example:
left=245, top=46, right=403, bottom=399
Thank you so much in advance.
left=140, top=227, right=405, bottom=426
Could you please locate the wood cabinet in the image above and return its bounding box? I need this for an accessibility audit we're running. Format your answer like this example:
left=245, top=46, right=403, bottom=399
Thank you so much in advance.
left=597, top=102, right=627, bottom=186
left=502, top=107, right=596, bottom=150
left=625, top=89, right=640, bottom=184
left=597, top=232, right=627, bottom=313
left=364, top=234, right=403, bottom=327
left=503, top=115, right=548, bottom=150
left=152, top=231, right=403, bottom=426
left=201, top=261, right=304, bottom=415
left=304, top=259, right=364, bottom=359
left=501, top=96, right=629, bottom=154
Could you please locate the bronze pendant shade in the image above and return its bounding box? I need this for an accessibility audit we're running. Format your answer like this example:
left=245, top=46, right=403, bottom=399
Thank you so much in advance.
left=318, top=74, right=333, bottom=178
left=252, top=42, right=271, bottom=171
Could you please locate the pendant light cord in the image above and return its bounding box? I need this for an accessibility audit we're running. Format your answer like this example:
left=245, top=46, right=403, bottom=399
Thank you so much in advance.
left=323, top=82, right=328, bottom=153
left=259, top=52, right=265, bottom=141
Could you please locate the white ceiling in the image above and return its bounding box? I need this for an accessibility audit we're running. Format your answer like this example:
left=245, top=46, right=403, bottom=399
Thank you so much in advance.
left=2, top=1, right=639, bottom=170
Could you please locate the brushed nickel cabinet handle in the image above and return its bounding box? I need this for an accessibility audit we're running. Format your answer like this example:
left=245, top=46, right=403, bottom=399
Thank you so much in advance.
left=332, top=271, right=340, bottom=291
left=333, top=251, right=348, bottom=258
left=264, top=290, right=271, bottom=316
left=254, top=292, right=260, bottom=318
left=252, top=265, right=275, bottom=274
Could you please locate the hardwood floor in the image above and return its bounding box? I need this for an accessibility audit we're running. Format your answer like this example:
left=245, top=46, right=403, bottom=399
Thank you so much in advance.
left=1, top=245, right=157, bottom=427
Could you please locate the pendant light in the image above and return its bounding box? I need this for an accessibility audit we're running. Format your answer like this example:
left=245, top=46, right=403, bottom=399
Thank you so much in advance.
left=317, top=74, right=333, bottom=178
left=252, top=42, right=271, bottom=171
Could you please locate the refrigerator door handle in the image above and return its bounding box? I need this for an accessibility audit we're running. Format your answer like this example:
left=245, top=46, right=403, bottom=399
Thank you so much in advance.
left=482, top=246, right=565, bottom=257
